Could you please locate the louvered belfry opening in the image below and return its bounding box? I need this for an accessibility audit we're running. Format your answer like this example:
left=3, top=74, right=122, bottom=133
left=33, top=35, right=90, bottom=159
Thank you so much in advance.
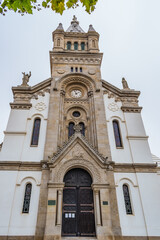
left=62, top=168, right=96, bottom=237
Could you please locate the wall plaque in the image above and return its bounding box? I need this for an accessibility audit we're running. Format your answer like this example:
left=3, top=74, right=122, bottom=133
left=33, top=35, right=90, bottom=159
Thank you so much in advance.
left=48, top=200, right=56, bottom=206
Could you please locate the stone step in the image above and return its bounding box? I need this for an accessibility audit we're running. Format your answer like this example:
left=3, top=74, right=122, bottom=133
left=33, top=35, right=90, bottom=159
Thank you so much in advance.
left=62, top=237, right=97, bottom=240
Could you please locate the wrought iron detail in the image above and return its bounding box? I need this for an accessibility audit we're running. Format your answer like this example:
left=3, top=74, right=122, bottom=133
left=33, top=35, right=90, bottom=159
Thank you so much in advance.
left=123, top=184, right=133, bottom=215
left=22, top=183, right=32, bottom=213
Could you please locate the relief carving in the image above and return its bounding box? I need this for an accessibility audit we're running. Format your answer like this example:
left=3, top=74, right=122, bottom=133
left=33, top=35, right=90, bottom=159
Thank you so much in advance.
left=35, top=102, right=47, bottom=111
left=53, top=158, right=102, bottom=183
left=108, top=102, right=119, bottom=112
left=72, top=145, right=85, bottom=159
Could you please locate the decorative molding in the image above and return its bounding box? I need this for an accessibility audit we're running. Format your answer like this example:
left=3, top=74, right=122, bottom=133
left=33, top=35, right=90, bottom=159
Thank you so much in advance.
left=11, top=79, right=51, bottom=106
left=48, top=182, right=65, bottom=188
left=57, top=69, right=65, bottom=74
left=92, top=183, right=110, bottom=190
left=64, top=98, right=88, bottom=104
left=127, top=136, right=149, bottom=140
left=0, top=161, right=43, bottom=171
left=121, top=106, right=142, bottom=113
left=4, top=131, right=26, bottom=135
left=88, top=69, right=96, bottom=75
left=114, top=163, right=157, bottom=173
left=16, top=176, right=41, bottom=186
left=54, top=158, right=102, bottom=183
left=10, top=103, right=32, bottom=109
left=49, top=132, right=107, bottom=164
left=51, top=55, right=102, bottom=65
left=60, top=74, right=95, bottom=91
left=35, top=102, right=47, bottom=111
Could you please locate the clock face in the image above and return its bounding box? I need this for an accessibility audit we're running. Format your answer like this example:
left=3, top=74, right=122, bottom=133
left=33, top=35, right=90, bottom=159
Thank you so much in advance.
left=71, top=90, right=82, bottom=98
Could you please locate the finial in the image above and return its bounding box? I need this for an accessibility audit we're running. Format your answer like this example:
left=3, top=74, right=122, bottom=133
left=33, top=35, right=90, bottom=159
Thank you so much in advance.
left=56, top=23, right=64, bottom=31
left=21, top=71, right=31, bottom=87
left=71, top=15, right=79, bottom=26
left=122, top=77, right=129, bottom=89
left=88, top=24, right=96, bottom=32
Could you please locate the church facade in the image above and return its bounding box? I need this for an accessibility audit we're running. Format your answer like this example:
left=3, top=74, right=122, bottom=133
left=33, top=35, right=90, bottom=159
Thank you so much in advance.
left=0, top=17, right=160, bottom=240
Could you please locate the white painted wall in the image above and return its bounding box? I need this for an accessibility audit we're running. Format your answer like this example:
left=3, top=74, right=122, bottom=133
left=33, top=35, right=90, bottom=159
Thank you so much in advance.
left=0, top=171, right=18, bottom=235
left=115, top=172, right=160, bottom=237
left=0, top=171, right=41, bottom=236
left=0, top=92, right=50, bottom=162
left=103, top=94, right=153, bottom=164
left=114, top=173, right=147, bottom=236
left=136, top=173, right=160, bottom=236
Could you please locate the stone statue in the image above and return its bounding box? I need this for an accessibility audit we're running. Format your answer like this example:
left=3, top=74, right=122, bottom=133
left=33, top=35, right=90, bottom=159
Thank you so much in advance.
left=122, top=77, right=129, bottom=89
left=21, top=71, right=31, bottom=86
left=73, top=15, right=77, bottom=21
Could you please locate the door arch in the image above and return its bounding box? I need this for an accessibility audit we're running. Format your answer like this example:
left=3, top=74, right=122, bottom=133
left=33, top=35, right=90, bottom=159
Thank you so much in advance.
left=62, top=168, right=95, bottom=237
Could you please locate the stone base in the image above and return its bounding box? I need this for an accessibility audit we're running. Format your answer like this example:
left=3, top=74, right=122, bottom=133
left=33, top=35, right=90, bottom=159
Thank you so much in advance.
left=0, top=236, right=160, bottom=240
left=0, top=237, right=34, bottom=240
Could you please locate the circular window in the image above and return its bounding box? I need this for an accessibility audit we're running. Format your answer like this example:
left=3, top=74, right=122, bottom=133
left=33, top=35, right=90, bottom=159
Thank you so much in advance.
left=72, top=111, right=81, bottom=117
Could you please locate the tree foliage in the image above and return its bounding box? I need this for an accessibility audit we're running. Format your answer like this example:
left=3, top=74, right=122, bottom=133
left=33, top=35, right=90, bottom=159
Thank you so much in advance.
left=0, top=0, right=98, bottom=15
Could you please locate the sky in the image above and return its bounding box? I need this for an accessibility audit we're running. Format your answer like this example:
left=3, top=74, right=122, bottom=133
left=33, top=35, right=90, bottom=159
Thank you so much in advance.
left=0, top=0, right=160, bottom=157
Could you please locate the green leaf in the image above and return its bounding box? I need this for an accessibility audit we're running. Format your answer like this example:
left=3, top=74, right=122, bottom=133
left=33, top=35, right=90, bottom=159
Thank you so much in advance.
left=0, top=0, right=98, bottom=15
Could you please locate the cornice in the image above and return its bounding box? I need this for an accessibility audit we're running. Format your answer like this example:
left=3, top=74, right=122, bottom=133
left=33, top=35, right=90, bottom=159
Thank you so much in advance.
left=0, top=161, right=43, bottom=171
left=50, top=51, right=103, bottom=66
left=127, top=136, right=149, bottom=140
left=10, top=103, right=32, bottom=109
left=12, top=78, right=51, bottom=95
left=102, top=80, right=140, bottom=98
left=4, top=131, right=26, bottom=135
left=102, top=80, right=142, bottom=110
left=114, top=163, right=157, bottom=173
left=121, top=106, right=142, bottom=113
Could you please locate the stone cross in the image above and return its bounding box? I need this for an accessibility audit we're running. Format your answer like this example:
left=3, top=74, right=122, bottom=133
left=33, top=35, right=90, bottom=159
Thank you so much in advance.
left=74, top=124, right=82, bottom=133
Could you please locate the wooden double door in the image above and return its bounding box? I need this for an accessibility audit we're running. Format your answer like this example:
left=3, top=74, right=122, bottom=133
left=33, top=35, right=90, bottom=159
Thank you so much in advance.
left=62, top=168, right=95, bottom=237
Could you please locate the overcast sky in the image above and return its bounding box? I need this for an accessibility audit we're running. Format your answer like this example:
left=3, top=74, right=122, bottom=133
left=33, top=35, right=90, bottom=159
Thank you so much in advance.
left=0, top=0, right=160, bottom=157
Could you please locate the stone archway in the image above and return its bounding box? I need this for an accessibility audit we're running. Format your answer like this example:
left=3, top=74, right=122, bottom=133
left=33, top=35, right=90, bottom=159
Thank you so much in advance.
left=62, top=168, right=96, bottom=237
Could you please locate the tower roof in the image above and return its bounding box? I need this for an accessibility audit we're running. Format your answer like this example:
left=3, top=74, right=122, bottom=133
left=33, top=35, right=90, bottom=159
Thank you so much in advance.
left=66, top=15, right=85, bottom=33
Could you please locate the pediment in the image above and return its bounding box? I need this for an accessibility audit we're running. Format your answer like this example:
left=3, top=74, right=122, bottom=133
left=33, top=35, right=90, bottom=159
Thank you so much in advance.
left=102, top=79, right=140, bottom=98
left=48, top=132, right=109, bottom=169
left=12, top=78, right=51, bottom=96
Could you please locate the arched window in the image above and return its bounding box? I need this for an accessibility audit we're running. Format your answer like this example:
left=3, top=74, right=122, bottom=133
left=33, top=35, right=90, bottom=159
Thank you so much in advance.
left=31, top=118, right=41, bottom=146
left=67, top=41, right=71, bottom=50
left=75, top=67, right=78, bottom=72
left=123, top=184, right=132, bottom=214
left=68, top=122, right=75, bottom=138
left=79, top=122, right=85, bottom=136
left=92, top=40, right=96, bottom=48
left=71, top=67, right=73, bottom=72
left=22, top=183, right=32, bottom=213
left=113, top=120, right=122, bottom=148
left=57, top=38, right=60, bottom=46
left=80, top=67, right=82, bottom=72
left=74, top=42, right=78, bottom=50
left=81, top=42, right=85, bottom=50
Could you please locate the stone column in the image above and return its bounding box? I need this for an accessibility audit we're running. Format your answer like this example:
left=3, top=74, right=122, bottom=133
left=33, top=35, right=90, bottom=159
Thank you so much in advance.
left=58, top=90, right=65, bottom=147
left=88, top=90, right=97, bottom=148
left=44, top=183, right=64, bottom=240
left=92, top=184, right=116, bottom=240
left=94, top=190, right=101, bottom=226
left=34, top=165, right=50, bottom=240
left=57, top=189, right=63, bottom=225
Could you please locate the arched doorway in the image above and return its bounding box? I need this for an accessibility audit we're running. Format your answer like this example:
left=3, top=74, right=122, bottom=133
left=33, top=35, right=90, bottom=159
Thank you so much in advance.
left=62, top=168, right=96, bottom=237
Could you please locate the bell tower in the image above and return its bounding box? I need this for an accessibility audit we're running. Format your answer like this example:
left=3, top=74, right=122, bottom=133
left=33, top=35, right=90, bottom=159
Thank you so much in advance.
left=35, top=16, right=122, bottom=240
left=44, top=16, right=111, bottom=159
